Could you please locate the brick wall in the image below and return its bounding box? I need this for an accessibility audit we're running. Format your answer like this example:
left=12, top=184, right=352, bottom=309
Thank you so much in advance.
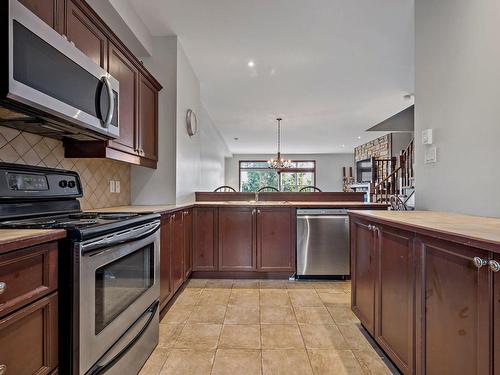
left=354, top=134, right=392, bottom=162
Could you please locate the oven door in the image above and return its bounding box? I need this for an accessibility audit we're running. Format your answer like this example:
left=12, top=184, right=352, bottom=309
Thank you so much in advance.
left=78, top=221, right=160, bottom=375
left=5, top=0, right=119, bottom=139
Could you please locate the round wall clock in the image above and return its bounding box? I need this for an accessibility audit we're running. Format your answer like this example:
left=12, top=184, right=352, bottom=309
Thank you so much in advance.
left=186, top=109, right=198, bottom=136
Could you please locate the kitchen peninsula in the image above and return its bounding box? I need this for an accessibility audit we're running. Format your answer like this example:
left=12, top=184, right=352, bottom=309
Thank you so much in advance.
left=349, top=210, right=500, bottom=375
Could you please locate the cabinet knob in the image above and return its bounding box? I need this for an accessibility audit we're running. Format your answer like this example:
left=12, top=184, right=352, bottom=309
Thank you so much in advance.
left=0, top=364, right=7, bottom=375
left=368, top=224, right=373, bottom=230
left=257, top=209, right=261, bottom=214
left=473, top=257, right=488, bottom=269
left=489, top=260, right=500, bottom=273
left=0, top=282, right=6, bottom=295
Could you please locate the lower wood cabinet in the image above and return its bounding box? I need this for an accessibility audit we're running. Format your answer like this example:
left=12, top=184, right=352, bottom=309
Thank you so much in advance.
left=416, top=236, right=490, bottom=375
left=218, top=208, right=256, bottom=271
left=193, top=208, right=218, bottom=271
left=350, top=219, right=376, bottom=335
left=0, top=291, right=58, bottom=375
left=350, top=216, right=498, bottom=375
left=376, top=226, right=414, bottom=375
left=256, top=207, right=295, bottom=272
left=183, top=209, right=193, bottom=280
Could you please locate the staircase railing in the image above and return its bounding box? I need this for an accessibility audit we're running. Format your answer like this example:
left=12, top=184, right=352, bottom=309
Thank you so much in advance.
left=370, top=138, right=414, bottom=206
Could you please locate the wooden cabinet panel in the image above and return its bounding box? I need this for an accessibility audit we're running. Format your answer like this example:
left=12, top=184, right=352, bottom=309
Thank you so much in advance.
left=160, top=216, right=173, bottom=311
left=218, top=208, right=256, bottom=271
left=375, top=226, right=414, bottom=375
left=183, top=209, right=193, bottom=280
left=18, top=0, right=57, bottom=29
left=416, top=237, right=490, bottom=375
left=193, top=208, right=218, bottom=271
left=495, top=253, right=500, bottom=375
left=0, top=292, right=58, bottom=375
left=256, top=208, right=295, bottom=272
left=0, top=242, right=57, bottom=319
left=138, top=74, right=158, bottom=161
left=171, top=212, right=184, bottom=292
left=107, top=42, right=138, bottom=155
left=65, top=0, right=107, bottom=68
left=350, top=219, right=376, bottom=335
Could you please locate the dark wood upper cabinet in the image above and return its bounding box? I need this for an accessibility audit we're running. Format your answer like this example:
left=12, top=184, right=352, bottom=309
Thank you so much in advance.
left=138, top=74, right=158, bottom=162
left=256, top=207, right=295, bottom=272
left=375, top=226, right=415, bottom=375
left=160, top=215, right=173, bottom=311
left=64, top=0, right=107, bottom=68
left=218, top=208, right=256, bottom=271
left=108, top=41, right=138, bottom=155
left=171, top=212, right=185, bottom=292
left=193, top=208, right=218, bottom=271
left=416, top=237, right=490, bottom=375
left=494, top=253, right=500, bottom=375
left=183, top=209, right=193, bottom=280
left=350, top=219, right=376, bottom=335
left=18, top=0, right=58, bottom=29
left=0, top=292, right=58, bottom=375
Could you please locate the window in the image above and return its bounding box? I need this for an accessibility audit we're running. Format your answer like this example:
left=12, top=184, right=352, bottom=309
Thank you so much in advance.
left=239, top=160, right=316, bottom=192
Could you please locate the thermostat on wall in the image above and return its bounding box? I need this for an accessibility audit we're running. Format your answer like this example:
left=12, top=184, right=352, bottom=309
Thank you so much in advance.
left=422, top=129, right=433, bottom=144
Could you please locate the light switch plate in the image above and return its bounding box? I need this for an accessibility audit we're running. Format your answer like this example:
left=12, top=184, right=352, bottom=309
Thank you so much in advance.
left=424, top=147, right=437, bottom=164
left=115, top=180, right=120, bottom=193
left=109, top=180, right=116, bottom=193
left=422, top=129, right=433, bottom=144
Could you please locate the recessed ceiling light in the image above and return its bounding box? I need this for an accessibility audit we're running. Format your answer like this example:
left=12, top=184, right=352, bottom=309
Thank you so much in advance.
left=247, top=61, right=255, bottom=68
left=341, top=144, right=345, bottom=148
left=357, top=136, right=361, bottom=139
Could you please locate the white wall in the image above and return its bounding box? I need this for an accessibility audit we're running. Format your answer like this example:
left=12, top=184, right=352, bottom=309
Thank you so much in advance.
left=225, top=154, right=354, bottom=192
left=415, top=0, right=500, bottom=216
left=131, top=37, right=177, bottom=205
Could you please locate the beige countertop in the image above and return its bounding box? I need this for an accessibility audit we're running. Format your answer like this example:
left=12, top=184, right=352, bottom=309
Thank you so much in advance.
left=0, top=229, right=66, bottom=254
left=91, top=201, right=388, bottom=214
left=348, top=210, right=500, bottom=250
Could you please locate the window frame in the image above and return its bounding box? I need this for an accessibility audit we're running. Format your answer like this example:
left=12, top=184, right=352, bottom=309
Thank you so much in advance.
left=238, top=160, right=317, bottom=192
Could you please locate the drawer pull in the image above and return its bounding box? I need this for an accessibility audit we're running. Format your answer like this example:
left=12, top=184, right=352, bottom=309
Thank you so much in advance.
left=489, top=260, right=500, bottom=273
left=0, top=364, right=7, bottom=375
left=0, top=282, right=6, bottom=295
left=473, top=257, right=488, bottom=269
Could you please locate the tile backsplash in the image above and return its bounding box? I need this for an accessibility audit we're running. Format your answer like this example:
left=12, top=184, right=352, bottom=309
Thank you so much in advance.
left=0, top=126, right=130, bottom=210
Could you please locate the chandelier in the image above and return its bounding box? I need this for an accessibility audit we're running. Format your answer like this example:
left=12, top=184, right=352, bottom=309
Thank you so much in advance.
left=268, top=118, right=292, bottom=170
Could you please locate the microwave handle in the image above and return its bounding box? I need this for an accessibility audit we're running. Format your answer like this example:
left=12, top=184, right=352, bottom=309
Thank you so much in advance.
left=85, top=300, right=159, bottom=375
left=101, top=76, right=114, bottom=128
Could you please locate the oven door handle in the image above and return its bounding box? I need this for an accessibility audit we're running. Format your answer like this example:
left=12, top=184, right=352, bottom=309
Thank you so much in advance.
left=81, top=221, right=160, bottom=254
left=85, top=300, right=159, bottom=375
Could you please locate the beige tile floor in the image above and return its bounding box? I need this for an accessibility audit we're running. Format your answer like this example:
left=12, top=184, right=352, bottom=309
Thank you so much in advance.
left=140, top=279, right=399, bottom=375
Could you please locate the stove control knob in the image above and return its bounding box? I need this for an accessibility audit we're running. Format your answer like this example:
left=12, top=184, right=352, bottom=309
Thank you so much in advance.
left=59, top=180, right=68, bottom=188
left=68, top=180, right=76, bottom=188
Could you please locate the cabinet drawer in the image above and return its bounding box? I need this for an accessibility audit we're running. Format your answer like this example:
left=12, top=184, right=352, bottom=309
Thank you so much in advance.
left=0, top=292, right=58, bottom=375
left=0, top=242, right=58, bottom=318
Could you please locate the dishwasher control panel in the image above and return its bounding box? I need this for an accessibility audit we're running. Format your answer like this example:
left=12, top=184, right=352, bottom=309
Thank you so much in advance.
left=296, top=208, right=348, bottom=216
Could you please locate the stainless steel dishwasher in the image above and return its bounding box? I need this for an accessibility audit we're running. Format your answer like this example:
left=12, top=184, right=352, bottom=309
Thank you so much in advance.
left=296, top=208, right=350, bottom=278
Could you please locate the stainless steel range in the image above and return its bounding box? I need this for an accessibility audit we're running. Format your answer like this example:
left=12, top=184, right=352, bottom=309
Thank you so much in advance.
left=0, top=163, right=160, bottom=375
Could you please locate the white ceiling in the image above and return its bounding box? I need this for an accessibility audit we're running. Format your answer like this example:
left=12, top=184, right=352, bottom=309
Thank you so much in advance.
left=128, top=0, right=415, bottom=154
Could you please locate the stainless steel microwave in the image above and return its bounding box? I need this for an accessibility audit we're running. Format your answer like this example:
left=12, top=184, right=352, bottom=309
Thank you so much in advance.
left=0, top=0, right=120, bottom=140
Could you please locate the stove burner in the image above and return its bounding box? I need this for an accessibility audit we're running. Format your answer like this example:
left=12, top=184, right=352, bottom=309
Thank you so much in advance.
left=68, top=213, right=99, bottom=219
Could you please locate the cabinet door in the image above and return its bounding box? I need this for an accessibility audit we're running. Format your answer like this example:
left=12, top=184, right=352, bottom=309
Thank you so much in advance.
left=256, top=207, right=295, bottom=272
left=415, top=237, right=490, bottom=375
left=494, top=253, right=500, bottom=375
left=171, top=212, right=185, bottom=292
left=350, top=219, right=376, bottom=335
left=65, top=0, right=107, bottom=68
left=160, top=215, right=173, bottom=310
left=0, top=292, right=58, bottom=374
left=375, top=226, right=414, bottom=375
left=18, top=0, right=57, bottom=29
left=137, top=74, right=158, bottom=161
left=193, top=208, right=218, bottom=271
left=183, top=209, right=193, bottom=280
left=218, top=208, right=256, bottom=271
left=108, top=42, right=138, bottom=155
